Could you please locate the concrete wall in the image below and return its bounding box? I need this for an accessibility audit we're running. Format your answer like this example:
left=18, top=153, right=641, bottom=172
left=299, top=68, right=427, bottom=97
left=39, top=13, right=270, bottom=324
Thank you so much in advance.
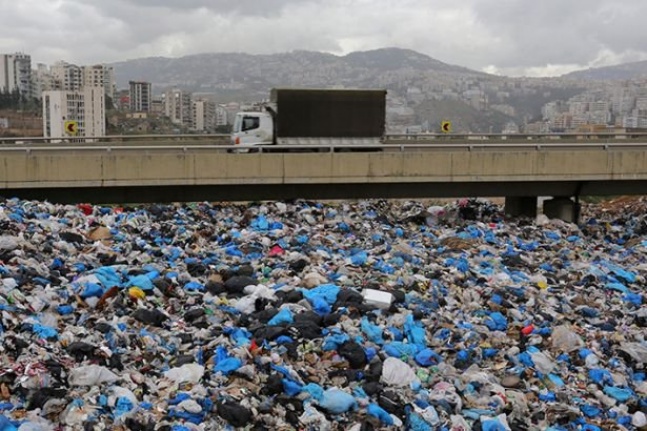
left=2, top=147, right=647, bottom=187
left=2, top=146, right=647, bottom=202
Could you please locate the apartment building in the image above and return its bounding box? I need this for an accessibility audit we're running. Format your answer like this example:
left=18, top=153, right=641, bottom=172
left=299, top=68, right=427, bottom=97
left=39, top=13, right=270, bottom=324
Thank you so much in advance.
left=216, top=104, right=228, bottom=127
left=37, top=62, right=115, bottom=100
left=129, top=81, right=152, bottom=112
left=42, top=87, right=105, bottom=140
left=192, top=99, right=216, bottom=131
left=164, top=89, right=192, bottom=126
left=83, top=64, right=115, bottom=100
left=0, top=53, right=32, bottom=98
left=49, top=61, right=82, bottom=91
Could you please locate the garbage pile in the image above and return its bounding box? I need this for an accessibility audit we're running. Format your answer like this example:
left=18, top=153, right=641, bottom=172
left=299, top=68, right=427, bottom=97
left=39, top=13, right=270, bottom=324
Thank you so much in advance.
left=0, top=197, right=645, bottom=430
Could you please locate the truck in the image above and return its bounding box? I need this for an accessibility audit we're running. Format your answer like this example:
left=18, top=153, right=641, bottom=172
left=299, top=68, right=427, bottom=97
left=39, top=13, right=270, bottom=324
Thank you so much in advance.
left=230, top=88, right=387, bottom=151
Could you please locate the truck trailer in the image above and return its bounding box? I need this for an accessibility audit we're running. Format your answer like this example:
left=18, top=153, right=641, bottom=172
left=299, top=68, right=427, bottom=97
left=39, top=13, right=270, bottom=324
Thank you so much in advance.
left=231, top=88, right=387, bottom=150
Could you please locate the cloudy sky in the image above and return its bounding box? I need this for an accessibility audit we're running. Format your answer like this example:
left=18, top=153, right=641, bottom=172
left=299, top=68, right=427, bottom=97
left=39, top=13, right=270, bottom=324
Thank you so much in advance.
left=1, top=0, right=646, bottom=77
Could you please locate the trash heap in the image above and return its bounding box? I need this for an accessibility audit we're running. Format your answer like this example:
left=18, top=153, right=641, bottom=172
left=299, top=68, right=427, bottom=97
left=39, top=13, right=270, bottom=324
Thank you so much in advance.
left=0, top=197, right=645, bottom=431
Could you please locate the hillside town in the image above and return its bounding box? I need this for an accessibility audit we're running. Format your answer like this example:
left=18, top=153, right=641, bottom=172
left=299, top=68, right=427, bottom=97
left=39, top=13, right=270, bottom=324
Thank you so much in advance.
left=2, top=51, right=647, bottom=138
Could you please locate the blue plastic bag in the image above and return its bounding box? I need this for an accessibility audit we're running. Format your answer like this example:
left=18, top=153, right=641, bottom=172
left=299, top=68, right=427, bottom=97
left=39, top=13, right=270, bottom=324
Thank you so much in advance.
left=322, top=332, right=350, bottom=351
left=115, top=397, right=134, bottom=417
left=213, top=347, right=243, bottom=375
left=350, top=251, right=368, bottom=266
left=588, top=368, right=612, bottom=385
left=361, top=317, right=384, bottom=345
left=282, top=379, right=302, bottom=396
left=319, top=389, right=356, bottom=414
left=404, top=314, right=427, bottom=346
left=406, top=407, right=432, bottom=431
left=484, top=312, right=508, bottom=331
left=93, top=266, right=122, bottom=288
left=268, top=308, right=294, bottom=326
left=384, top=342, right=420, bottom=359
left=415, top=348, right=443, bottom=366
left=302, top=383, right=324, bottom=401
left=302, top=284, right=340, bottom=305
left=367, top=403, right=394, bottom=425
left=310, top=295, right=331, bottom=315
left=0, top=416, right=17, bottom=431
left=482, top=418, right=509, bottom=431
left=32, top=324, right=58, bottom=339
left=126, top=274, right=155, bottom=291
left=184, top=281, right=204, bottom=291
left=80, top=282, right=104, bottom=299
left=56, top=305, right=74, bottom=315
left=214, top=357, right=242, bottom=375
left=603, top=386, right=633, bottom=402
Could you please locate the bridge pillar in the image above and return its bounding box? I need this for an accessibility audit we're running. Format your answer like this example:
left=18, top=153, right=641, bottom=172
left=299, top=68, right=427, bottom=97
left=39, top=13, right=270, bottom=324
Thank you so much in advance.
left=505, top=196, right=537, bottom=218
left=543, top=197, right=579, bottom=223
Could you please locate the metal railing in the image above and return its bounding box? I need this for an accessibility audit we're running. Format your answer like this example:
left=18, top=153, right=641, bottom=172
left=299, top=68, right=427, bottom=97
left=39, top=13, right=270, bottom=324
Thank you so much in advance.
left=2, top=142, right=647, bottom=153
left=3, top=133, right=647, bottom=152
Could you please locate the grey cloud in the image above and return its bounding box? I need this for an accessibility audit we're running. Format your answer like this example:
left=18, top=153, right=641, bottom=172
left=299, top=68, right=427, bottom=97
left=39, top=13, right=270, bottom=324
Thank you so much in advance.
left=471, top=0, right=647, bottom=69
left=81, top=0, right=307, bottom=17
left=2, top=0, right=647, bottom=76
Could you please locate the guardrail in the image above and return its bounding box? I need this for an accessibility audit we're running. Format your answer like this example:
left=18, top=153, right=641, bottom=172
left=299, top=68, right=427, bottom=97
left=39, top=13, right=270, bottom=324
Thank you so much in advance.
left=4, top=132, right=647, bottom=145
left=2, top=141, right=647, bottom=153
left=0, top=133, right=231, bottom=145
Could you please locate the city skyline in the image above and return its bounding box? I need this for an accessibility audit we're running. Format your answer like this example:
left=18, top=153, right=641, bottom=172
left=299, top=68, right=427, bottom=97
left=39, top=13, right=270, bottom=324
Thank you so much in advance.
left=1, top=0, right=647, bottom=78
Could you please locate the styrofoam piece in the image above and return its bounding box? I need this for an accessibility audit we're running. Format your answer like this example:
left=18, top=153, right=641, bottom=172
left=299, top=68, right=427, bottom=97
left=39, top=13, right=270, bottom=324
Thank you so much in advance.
left=362, top=288, right=394, bottom=309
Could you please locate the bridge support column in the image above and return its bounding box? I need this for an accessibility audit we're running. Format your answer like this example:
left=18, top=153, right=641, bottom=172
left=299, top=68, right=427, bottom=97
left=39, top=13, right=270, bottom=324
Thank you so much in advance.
left=544, top=197, right=579, bottom=223
left=505, top=196, right=537, bottom=218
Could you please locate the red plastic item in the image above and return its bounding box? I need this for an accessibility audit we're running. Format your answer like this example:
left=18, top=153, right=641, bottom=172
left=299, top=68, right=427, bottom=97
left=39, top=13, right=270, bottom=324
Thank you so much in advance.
left=269, top=245, right=285, bottom=256
left=78, top=204, right=93, bottom=216
left=521, top=325, right=535, bottom=336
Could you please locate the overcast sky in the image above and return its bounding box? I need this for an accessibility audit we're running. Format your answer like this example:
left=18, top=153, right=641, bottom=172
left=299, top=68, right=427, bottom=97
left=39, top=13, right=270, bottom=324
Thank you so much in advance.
left=1, top=0, right=646, bottom=77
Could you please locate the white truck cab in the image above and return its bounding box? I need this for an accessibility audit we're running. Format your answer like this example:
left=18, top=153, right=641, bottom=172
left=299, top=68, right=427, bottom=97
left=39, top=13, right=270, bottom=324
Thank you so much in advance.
left=231, top=111, right=274, bottom=147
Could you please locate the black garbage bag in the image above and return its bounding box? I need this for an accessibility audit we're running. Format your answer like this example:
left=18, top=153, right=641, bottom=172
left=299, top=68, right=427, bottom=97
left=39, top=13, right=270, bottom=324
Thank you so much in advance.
left=216, top=398, right=253, bottom=428
left=183, top=308, right=206, bottom=322
left=378, top=390, right=406, bottom=418
left=253, top=325, right=287, bottom=342
left=60, top=231, right=85, bottom=244
left=261, top=373, right=284, bottom=395
left=224, top=275, right=258, bottom=294
left=250, top=307, right=279, bottom=323
left=290, top=320, right=322, bottom=340
left=66, top=342, right=97, bottom=361
left=205, top=280, right=226, bottom=295
left=133, top=308, right=169, bottom=327
left=339, top=341, right=367, bottom=369
left=334, top=289, right=364, bottom=308
left=277, top=289, right=304, bottom=303
left=362, top=381, right=382, bottom=397
left=294, top=310, right=323, bottom=326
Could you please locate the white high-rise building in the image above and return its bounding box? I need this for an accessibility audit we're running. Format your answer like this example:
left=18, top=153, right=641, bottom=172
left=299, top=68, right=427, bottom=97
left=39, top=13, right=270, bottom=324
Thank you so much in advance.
left=192, top=99, right=216, bottom=131
left=164, top=89, right=192, bottom=126
left=42, top=87, right=105, bottom=140
left=216, top=104, right=228, bottom=127
left=0, top=53, right=33, bottom=99
left=40, top=62, right=115, bottom=100
left=83, top=64, right=115, bottom=100
left=49, top=61, right=82, bottom=91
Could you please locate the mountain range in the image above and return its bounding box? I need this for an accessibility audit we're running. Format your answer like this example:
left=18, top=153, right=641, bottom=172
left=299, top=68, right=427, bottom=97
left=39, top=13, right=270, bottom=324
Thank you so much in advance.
left=110, top=48, right=647, bottom=132
left=563, top=60, right=647, bottom=81
left=111, top=48, right=482, bottom=97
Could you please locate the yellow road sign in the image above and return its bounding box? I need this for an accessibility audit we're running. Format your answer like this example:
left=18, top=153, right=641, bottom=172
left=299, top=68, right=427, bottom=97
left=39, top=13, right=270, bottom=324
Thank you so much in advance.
left=64, top=121, right=78, bottom=136
left=441, top=121, right=451, bottom=133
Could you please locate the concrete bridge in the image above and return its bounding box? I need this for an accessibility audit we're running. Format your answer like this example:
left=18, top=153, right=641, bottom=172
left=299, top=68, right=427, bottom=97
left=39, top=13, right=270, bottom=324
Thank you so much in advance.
left=2, top=134, right=647, bottom=221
